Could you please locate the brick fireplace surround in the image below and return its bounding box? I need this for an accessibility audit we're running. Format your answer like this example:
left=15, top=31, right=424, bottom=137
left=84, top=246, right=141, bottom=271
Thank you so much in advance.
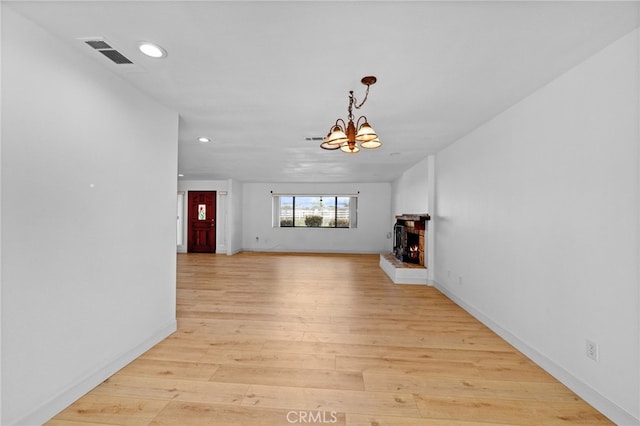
left=380, top=213, right=430, bottom=285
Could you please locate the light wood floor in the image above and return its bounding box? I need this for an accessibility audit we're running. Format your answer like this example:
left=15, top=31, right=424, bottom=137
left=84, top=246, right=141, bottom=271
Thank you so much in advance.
left=48, top=252, right=612, bottom=425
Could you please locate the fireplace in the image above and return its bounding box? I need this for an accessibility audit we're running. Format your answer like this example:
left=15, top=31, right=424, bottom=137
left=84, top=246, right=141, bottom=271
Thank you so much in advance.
left=393, top=214, right=430, bottom=266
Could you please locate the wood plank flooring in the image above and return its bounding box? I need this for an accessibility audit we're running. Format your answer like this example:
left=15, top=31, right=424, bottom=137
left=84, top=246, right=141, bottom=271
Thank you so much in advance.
left=47, top=252, right=612, bottom=425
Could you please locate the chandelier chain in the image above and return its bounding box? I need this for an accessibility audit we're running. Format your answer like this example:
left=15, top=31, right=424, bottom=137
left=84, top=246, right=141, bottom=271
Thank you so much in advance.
left=353, top=83, right=371, bottom=110
left=347, top=83, right=371, bottom=121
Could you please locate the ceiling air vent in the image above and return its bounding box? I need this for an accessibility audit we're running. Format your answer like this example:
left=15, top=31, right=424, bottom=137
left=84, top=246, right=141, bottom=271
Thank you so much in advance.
left=81, top=37, right=133, bottom=65
left=98, top=49, right=133, bottom=65
left=84, top=40, right=111, bottom=50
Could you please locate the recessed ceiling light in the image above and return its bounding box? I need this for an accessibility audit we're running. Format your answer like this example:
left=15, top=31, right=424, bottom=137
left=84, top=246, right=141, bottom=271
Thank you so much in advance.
left=197, top=137, right=211, bottom=143
left=178, top=174, right=184, bottom=177
left=138, top=42, right=166, bottom=58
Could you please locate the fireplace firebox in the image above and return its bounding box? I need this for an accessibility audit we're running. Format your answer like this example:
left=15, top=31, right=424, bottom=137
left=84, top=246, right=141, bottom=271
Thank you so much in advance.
left=393, top=214, right=430, bottom=266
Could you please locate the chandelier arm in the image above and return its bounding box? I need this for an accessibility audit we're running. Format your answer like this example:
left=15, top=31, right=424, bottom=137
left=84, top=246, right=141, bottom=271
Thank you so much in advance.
left=334, top=118, right=347, bottom=130
left=355, top=116, right=368, bottom=128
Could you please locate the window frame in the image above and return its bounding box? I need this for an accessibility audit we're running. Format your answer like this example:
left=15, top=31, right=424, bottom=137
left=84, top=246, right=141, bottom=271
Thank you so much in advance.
left=272, top=194, right=358, bottom=229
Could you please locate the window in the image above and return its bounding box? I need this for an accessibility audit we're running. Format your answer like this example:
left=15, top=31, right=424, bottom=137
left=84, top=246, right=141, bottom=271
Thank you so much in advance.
left=273, top=195, right=357, bottom=228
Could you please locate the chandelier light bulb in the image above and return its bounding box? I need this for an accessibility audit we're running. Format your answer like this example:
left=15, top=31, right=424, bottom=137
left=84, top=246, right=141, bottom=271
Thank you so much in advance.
left=355, top=121, right=378, bottom=142
left=340, top=142, right=360, bottom=154
left=361, top=137, right=382, bottom=149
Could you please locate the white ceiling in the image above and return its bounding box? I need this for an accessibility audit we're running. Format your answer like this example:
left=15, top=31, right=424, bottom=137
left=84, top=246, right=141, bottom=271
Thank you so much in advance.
left=7, top=1, right=640, bottom=183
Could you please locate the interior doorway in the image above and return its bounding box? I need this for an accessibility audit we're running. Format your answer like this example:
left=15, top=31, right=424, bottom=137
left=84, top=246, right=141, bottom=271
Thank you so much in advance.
left=187, top=191, right=216, bottom=253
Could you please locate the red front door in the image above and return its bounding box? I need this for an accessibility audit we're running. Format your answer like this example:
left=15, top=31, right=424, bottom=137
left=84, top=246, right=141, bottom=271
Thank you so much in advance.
left=188, top=191, right=216, bottom=253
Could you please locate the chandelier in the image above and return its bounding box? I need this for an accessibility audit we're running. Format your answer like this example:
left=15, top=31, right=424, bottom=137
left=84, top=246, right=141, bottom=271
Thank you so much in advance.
left=320, top=76, right=382, bottom=154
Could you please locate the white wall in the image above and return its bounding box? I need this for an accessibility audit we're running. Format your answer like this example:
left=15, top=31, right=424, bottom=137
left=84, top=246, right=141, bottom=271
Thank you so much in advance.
left=228, top=179, right=244, bottom=255
left=0, top=4, right=4, bottom=421
left=434, top=29, right=639, bottom=424
left=1, top=7, right=178, bottom=425
left=391, top=156, right=430, bottom=217
left=242, top=182, right=392, bottom=253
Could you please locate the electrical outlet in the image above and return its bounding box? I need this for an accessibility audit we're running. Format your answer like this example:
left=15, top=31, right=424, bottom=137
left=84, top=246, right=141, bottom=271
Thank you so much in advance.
left=586, top=340, right=599, bottom=361
left=458, top=276, right=463, bottom=285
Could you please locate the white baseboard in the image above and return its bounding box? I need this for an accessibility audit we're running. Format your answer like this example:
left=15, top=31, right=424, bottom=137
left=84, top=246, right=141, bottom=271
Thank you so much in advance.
left=242, top=248, right=385, bottom=255
left=434, top=282, right=639, bottom=426
left=15, top=320, right=177, bottom=426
